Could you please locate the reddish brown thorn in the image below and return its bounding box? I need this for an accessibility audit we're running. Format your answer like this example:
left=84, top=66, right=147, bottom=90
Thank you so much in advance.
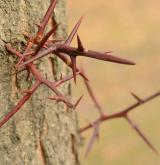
left=121, top=91, right=160, bottom=115
left=65, top=16, right=83, bottom=45
left=77, top=35, right=85, bottom=52
left=56, top=52, right=89, bottom=81
left=56, top=44, right=135, bottom=66
left=6, top=44, right=76, bottom=110
left=81, top=50, right=136, bottom=65
left=46, top=44, right=133, bottom=66
left=37, top=0, right=57, bottom=39
left=79, top=91, right=160, bottom=133
left=70, top=56, right=77, bottom=84
left=84, top=122, right=100, bottom=158
left=34, top=24, right=58, bottom=55
left=74, top=95, right=84, bottom=108
left=131, top=92, right=143, bottom=102
left=125, top=116, right=158, bottom=155
left=79, top=67, right=89, bottom=81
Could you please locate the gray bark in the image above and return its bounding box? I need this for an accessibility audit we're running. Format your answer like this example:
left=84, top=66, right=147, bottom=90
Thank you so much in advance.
left=0, top=0, right=78, bottom=164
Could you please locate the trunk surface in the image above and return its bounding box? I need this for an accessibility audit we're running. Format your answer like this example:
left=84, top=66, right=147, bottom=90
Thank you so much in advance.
left=0, top=0, right=78, bottom=164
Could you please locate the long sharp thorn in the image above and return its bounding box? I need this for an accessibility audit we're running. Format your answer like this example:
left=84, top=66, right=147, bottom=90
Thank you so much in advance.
left=37, top=0, right=57, bottom=37
left=56, top=52, right=89, bottom=81
left=74, top=95, right=84, bottom=108
left=84, top=123, right=100, bottom=158
left=131, top=92, right=143, bottom=102
left=77, top=34, right=85, bottom=52
left=35, top=24, right=58, bottom=55
left=126, top=117, right=158, bottom=155
left=81, top=50, right=136, bottom=65
left=70, top=56, right=77, bottom=84
left=65, top=16, right=83, bottom=45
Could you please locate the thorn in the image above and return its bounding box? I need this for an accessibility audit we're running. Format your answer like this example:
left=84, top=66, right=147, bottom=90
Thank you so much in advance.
left=34, top=24, right=58, bottom=55
left=70, top=56, right=77, bottom=84
left=84, top=122, right=100, bottom=158
left=131, top=92, right=143, bottom=102
left=77, top=34, right=85, bottom=52
left=80, top=67, right=89, bottom=81
left=81, top=50, right=136, bottom=65
left=65, top=16, right=83, bottom=45
left=37, top=0, right=57, bottom=38
left=126, top=117, right=159, bottom=155
left=74, top=95, right=84, bottom=108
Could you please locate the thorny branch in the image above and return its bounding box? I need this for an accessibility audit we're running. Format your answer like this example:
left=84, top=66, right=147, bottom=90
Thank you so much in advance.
left=80, top=90, right=160, bottom=156
left=1, top=0, right=159, bottom=159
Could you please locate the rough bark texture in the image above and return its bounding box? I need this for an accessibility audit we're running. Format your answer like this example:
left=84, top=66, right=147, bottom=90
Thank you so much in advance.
left=0, top=0, right=78, bottom=164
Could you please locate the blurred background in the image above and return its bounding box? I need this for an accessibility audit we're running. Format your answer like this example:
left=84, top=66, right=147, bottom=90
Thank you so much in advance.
left=67, top=0, right=160, bottom=165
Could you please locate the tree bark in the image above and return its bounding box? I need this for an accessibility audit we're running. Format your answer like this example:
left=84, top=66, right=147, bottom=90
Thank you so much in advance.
left=0, top=0, right=78, bottom=164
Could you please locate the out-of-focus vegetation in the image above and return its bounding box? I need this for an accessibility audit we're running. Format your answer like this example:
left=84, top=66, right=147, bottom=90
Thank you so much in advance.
left=67, top=0, right=160, bottom=164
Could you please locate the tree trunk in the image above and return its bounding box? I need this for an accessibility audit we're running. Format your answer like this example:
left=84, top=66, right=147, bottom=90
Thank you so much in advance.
left=0, top=0, right=78, bottom=164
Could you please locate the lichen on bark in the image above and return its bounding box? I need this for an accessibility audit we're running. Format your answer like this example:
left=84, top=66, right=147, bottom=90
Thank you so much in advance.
left=0, top=0, right=79, bottom=164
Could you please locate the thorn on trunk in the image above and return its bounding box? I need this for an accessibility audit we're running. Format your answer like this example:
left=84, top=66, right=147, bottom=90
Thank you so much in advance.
left=70, top=56, right=77, bottom=84
left=77, top=35, right=85, bottom=52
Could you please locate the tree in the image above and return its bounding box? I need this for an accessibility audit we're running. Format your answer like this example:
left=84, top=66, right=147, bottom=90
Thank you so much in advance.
left=0, top=0, right=78, bottom=164
left=0, top=1, right=159, bottom=165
